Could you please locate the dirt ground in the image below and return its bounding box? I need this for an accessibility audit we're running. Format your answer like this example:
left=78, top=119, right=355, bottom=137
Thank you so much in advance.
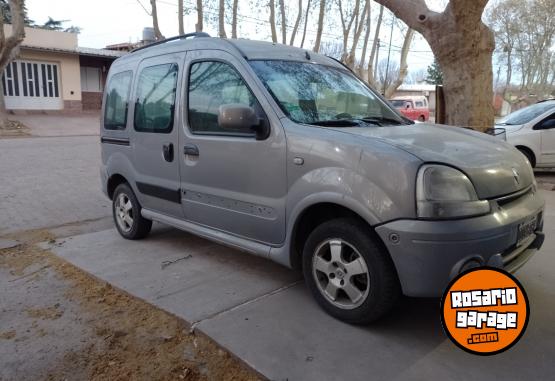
left=0, top=120, right=30, bottom=137
left=0, top=229, right=261, bottom=381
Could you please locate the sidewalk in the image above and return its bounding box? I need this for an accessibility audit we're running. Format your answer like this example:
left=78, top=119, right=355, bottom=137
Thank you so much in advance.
left=14, top=112, right=100, bottom=137
left=44, top=191, right=555, bottom=381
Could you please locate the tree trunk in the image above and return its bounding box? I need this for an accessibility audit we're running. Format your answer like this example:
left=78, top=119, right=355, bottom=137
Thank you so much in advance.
left=150, top=0, right=164, bottom=40
left=269, top=0, right=278, bottom=43
left=279, top=0, right=286, bottom=44
left=376, top=0, right=495, bottom=131
left=385, top=28, right=414, bottom=98
left=300, top=0, right=311, bottom=48
left=218, top=0, right=227, bottom=38
left=367, top=5, right=384, bottom=87
left=313, top=0, right=326, bottom=53
left=178, top=0, right=184, bottom=35
left=358, top=4, right=372, bottom=79
left=346, top=0, right=369, bottom=69
left=0, top=0, right=26, bottom=129
left=289, top=0, right=302, bottom=45
left=231, top=0, right=239, bottom=38
left=195, top=0, right=203, bottom=32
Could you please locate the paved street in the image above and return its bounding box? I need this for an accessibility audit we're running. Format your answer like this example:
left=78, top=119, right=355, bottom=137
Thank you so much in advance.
left=1, top=126, right=555, bottom=380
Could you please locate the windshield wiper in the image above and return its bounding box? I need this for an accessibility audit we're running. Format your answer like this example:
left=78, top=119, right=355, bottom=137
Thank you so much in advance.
left=307, top=120, right=361, bottom=127
left=359, top=116, right=408, bottom=126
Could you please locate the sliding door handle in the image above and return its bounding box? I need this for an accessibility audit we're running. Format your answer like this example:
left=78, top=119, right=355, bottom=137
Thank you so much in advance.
left=183, top=144, right=199, bottom=156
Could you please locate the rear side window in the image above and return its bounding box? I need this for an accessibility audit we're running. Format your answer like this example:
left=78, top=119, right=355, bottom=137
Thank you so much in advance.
left=104, top=71, right=132, bottom=130
left=188, top=61, right=257, bottom=135
left=415, top=101, right=424, bottom=108
left=134, top=63, right=178, bottom=133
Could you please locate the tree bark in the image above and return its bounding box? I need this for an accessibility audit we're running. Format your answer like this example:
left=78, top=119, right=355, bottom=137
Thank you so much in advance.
left=279, top=0, right=286, bottom=44
left=231, top=0, right=239, bottom=38
left=300, top=0, right=311, bottom=48
left=0, top=0, right=26, bottom=128
left=178, top=0, right=184, bottom=35
left=269, top=0, right=278, bottom=43
left=289, top=0, right=302, bottom=45
left=385, top=28, right=414, bottom=98
left=218, top=0, right=227, bottom=38
left=150, top=0, right=164, bottom=40
left=367, top=5, right=384, bottom=87
left=375, top=0, right=495, bottom=131
left=313, top=0, right=326, bottom=53
left=345, top=0, right=369, bottom=69
left=358, top=3, right=372, bottom=78
left=195, top=0, right=203, bottom=32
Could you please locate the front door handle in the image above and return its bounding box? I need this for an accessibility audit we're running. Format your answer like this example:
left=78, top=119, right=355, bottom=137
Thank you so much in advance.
left=183, top=144, right=199, bottom=157
left=163, top=143, right=174, bottom=162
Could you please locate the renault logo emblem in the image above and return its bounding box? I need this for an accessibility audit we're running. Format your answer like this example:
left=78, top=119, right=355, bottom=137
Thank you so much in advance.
left=512, top=168, right=520, bottom=185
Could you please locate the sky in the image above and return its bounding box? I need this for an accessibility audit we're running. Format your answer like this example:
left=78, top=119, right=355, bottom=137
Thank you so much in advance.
left=25, top=0, right=449, bottom=72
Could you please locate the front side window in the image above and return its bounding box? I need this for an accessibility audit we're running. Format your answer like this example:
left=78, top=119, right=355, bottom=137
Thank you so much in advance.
left=249, top=60, right=403, bottom=125
left=188, top=61, right=258, bottom=135
left=134, top=63, right=178, bottom=133
left=104, top=71, right=132, bottom=130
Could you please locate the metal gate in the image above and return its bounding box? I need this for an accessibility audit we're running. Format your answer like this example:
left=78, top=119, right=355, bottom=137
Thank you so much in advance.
left=2, top=60, right=63, bottom=110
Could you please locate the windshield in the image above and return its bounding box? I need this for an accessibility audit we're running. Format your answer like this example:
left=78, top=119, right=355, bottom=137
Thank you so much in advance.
left=249, top=60, right=404, bottom=126
left=391, top=100, right=407, bottom=108
left=498, top=102, right=555, bottom=125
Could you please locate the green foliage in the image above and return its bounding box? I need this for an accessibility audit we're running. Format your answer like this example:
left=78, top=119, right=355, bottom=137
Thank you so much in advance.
left=426, top=59, right=443, bottom=85
left=0, top=0, right=34, bottom=26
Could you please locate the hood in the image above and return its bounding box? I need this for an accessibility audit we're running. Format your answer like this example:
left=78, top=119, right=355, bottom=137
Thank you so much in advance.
left=495, top=123, right=524, bottom=134
left=331, top=123, right=533, bottom=199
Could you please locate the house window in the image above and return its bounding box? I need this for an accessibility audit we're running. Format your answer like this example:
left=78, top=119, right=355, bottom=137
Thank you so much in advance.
left=80, top=66, right=102, bottom=92
left=1, top=62, right=19, bottom=96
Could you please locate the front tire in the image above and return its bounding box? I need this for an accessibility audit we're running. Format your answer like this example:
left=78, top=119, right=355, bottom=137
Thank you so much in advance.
left=302, top=218, right=400, bottom=324
left=112, top=183, right=152, bottom=240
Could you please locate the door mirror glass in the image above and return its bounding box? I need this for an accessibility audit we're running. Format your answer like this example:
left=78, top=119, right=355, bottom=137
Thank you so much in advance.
left=218, top=104, right=269, bottom=139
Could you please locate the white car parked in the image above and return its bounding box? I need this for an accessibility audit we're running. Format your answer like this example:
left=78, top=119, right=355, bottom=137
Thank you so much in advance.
left=500, top=100, right=555, bottom=168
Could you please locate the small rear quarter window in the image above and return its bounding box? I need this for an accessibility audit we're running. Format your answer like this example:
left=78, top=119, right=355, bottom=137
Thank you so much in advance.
left=104, top=71, right=132, bottom=130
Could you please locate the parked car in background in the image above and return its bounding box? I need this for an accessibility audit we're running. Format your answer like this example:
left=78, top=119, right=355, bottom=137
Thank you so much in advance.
left=499, top=100, right=555, bottom=168
left=391, top=96, right=430, bottom=122
left=101, top=34, right=545, bottom=325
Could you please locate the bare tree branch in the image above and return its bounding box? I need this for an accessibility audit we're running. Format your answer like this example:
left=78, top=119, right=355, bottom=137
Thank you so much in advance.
left=374, top=0, right=440, bottom=36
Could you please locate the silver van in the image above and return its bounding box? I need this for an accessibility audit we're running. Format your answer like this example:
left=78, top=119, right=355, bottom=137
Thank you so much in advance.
left=101, top=33, right=545, bottom=324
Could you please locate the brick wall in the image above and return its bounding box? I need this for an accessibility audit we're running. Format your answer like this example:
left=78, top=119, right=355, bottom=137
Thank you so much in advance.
left=81, top=92, right=103, bottom=110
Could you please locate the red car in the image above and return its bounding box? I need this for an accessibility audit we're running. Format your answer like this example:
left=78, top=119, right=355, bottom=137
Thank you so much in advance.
left=391, top=97, right=430, bottom=122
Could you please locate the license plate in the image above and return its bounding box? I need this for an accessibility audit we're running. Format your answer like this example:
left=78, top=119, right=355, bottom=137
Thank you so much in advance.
left=517, top=215, right=538, bottom=247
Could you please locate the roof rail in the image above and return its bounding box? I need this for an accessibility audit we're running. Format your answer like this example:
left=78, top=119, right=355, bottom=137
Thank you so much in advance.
left=131, top=32, right=211, bottom=53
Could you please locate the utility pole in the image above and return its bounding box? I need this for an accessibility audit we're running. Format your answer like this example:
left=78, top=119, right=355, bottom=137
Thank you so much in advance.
left=383, top=14, right=395, bottom=95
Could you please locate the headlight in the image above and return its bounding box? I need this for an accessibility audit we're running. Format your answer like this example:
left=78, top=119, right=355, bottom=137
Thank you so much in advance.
left=416, top=165, right=491, bottom=219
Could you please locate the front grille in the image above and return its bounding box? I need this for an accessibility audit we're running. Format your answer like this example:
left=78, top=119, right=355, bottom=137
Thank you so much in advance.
left=495, top=186, right=533, bottom=207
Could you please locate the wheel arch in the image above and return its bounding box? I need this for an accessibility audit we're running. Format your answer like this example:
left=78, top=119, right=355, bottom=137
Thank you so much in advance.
left=515, top=145, right=537, bottom=167
left=288, top=202, right=384, bottom=271
left=107, top=173, right=130, bottom=200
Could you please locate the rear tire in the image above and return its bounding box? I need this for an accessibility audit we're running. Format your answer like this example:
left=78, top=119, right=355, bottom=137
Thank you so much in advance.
left=112, top=183, right=152, bottom=240
left=302, top=218, right=400, bottom=324
left=418, top=115, right=426, bottom=122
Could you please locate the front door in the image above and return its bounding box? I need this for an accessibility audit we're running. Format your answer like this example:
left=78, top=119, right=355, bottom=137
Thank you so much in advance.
left=538, top=111, right=555, bottom=165
left=131, top=53, right=184, bottom=218
left=179, top=50, right=287, bottom=245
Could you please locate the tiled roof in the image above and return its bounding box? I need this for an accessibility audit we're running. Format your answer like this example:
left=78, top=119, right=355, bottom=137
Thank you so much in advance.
left=21, top=44, right=126, bottom=58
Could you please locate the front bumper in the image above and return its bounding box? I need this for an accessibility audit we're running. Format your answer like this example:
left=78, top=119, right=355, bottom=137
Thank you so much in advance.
left=375, top=189, right=545, bottom=297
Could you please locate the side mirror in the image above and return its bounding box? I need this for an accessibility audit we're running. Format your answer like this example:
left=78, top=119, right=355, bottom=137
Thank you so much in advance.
left=218, top=104, right=269, bottom=140
left=538, top=119, right=555, bottom=130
